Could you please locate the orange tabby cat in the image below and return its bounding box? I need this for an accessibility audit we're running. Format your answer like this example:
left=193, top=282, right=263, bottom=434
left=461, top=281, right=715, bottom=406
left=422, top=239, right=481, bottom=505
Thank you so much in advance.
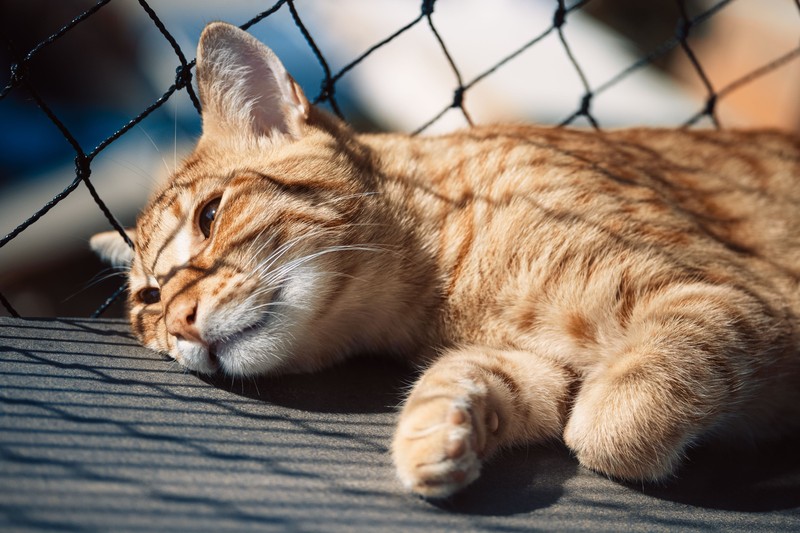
left=92, top=22, right=800, bottom=498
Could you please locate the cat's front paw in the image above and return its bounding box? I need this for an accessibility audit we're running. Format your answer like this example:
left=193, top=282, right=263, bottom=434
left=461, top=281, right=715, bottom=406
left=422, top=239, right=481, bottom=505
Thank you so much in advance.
left=392, top=384, right=497, bottom=498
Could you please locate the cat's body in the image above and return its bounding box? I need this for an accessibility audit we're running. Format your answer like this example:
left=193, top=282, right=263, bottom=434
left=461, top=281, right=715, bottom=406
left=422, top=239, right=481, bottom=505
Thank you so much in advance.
left=92, top=23, right=800, bottom=498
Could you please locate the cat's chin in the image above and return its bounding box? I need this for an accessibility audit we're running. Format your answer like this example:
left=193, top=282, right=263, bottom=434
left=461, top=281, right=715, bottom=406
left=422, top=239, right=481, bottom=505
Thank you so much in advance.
left=207, top=321, right=287, bottom=377
left=173, top=337, right=219, bottom=375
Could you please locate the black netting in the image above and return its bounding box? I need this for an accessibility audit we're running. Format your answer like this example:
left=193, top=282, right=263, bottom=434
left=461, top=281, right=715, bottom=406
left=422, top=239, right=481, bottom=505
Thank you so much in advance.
left=2, top=0, right=799, bottom=318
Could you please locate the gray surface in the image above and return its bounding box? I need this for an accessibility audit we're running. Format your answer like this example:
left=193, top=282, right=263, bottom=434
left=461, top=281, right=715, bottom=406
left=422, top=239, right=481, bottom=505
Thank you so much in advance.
left=1, top=317, right=799, bottom=532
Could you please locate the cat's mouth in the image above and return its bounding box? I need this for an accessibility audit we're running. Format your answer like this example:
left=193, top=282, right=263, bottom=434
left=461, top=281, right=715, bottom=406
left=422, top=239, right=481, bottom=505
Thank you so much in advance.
left=207, top=289, right=281, bottom=372
left=207, top=318, right=268, bottom=371
left=207, top=345, right=220, bottom=369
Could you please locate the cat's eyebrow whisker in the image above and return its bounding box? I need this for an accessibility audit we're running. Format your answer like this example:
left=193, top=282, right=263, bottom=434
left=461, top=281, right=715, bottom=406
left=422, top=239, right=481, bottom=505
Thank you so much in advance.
left=106, top=157, right=162, bottom=191
left=137, top=125, right=172, bottom=179
left=173, top=97, right=178, bottom=174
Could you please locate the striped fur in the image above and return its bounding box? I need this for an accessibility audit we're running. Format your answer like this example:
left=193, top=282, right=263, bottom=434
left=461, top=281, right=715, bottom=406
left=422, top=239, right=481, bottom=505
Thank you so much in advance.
left=92, top=23, right=800, bottom=498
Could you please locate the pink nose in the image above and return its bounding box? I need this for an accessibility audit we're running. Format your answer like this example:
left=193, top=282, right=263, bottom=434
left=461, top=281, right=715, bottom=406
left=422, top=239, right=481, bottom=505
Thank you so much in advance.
left=166, top=298, right=205, bottom=346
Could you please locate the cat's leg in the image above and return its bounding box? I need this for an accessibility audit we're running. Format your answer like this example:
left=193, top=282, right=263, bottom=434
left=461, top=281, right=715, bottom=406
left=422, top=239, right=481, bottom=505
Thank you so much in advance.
left=392, top=346, right=575, bottom=498
left=563, top=283, right=761, bottom=482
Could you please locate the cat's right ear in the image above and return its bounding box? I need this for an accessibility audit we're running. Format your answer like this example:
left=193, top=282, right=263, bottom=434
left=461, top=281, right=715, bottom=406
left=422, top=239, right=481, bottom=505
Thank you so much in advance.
left=90, top=230, right=136, bottom=268
left=196, top=22, right=310, bottom=140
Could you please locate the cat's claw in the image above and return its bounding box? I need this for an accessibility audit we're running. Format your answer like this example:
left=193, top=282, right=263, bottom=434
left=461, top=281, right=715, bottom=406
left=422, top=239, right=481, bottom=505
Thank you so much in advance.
left=393, top=393, right=493, bottom=498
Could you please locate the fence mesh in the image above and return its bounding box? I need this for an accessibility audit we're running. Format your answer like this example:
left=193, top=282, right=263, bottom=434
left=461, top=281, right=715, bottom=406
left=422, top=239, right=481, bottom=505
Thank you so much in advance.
left=2, top=0, right=799, bottom=318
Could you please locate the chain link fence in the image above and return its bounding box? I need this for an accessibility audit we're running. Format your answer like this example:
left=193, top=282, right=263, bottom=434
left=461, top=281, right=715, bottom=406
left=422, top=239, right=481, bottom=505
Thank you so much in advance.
left=2, top=0, right=799, bottom=319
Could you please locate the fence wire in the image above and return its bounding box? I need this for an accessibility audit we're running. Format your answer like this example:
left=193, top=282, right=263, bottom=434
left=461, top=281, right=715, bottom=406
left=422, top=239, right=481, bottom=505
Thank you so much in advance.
left=1, top=0, right=799, bottom=318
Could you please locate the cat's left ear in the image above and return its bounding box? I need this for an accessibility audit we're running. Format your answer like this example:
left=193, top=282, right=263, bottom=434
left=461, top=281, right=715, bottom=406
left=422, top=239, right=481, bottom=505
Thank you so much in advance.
left=196, top=22, right=310, bottom=140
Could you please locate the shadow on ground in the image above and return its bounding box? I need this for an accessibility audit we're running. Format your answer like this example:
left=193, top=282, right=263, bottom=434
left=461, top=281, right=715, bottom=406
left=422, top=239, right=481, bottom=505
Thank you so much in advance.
left=631, top=432, right=800, bottom=512
left=201, top=355, right=416, bottom=414
left=437, top=444, right=579, bottom=516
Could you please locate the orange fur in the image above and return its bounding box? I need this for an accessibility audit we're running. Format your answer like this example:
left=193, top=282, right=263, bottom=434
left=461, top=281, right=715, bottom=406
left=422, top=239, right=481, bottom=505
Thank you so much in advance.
left=91, top=23, right=800, bottom=498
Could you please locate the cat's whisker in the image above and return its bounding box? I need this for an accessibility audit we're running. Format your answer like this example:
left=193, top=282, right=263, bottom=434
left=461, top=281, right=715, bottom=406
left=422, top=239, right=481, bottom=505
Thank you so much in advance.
left=248, top=275, right=291, bottom=293
left=65, top=267, right=130, bottom=303
left=105, top=157, right=163, bottom=191
left=245, top=230, right=277, bottom=261
left=262, top=247, right=383, bottom=287
left=264, top=244, right=391, bottom=281
left=241, top=307, right=292, bottom=321
left=243, top=225, right=285, bottom=264
left=173, top=97, right=178, bottom=174
left=247, top=300, right=306, bottom=314
left=137, top=125, right=171, bottom=179
left=163, top=358, right=184, bottom=377
left=241, top=235, right=282, bottom=283
left=248, top=227, right=396, bottom=289
left=85, top=267, right=130, bottom=287
left=250, top=227, right=334, bottom=279
left=247, top=278, right=291, bottom=298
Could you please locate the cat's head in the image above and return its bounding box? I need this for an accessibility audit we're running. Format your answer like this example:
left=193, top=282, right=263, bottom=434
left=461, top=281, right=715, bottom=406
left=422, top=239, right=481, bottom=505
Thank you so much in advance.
left=91, top=22, right=382, bottom=376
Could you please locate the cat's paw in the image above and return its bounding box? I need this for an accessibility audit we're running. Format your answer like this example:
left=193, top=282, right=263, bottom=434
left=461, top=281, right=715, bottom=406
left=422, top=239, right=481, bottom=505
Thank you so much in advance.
left=392, top=383, right=498, bottom=498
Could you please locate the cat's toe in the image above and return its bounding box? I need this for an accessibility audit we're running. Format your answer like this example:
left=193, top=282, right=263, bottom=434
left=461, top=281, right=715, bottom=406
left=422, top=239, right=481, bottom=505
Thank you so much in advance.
left=393, top=400, right=487, bottom=498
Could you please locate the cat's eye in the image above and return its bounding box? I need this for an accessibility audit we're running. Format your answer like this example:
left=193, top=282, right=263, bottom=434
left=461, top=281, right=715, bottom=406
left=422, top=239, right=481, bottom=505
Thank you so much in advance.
left=137, top=287, right=161, bottom=305
left=198, top=197, right=222, bottom=239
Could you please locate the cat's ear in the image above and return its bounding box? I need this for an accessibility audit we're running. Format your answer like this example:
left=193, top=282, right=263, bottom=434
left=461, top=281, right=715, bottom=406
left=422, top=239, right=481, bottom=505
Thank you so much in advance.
left=196, top=22, right=310, bottom=140
left=90, top=230, right=136, bottom=268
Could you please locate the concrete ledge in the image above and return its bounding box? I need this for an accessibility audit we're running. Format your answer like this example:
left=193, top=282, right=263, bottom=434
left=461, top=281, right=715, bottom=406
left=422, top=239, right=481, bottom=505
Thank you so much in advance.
left=1, top=317, right=799, bottom=531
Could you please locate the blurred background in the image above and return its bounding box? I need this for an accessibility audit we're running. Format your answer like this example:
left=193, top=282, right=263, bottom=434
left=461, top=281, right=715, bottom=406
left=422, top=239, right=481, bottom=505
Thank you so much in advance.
left=1, top=0, right=799, bottom=318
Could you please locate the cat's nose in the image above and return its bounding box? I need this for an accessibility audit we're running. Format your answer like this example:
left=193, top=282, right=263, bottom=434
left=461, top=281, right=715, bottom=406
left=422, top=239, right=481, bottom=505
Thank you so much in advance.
left=166, top=299, right=206, bottom=346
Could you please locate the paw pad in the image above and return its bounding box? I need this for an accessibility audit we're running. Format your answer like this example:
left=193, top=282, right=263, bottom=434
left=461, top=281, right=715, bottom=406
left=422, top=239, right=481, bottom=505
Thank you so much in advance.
left=393, top=395, right=496, bottom=498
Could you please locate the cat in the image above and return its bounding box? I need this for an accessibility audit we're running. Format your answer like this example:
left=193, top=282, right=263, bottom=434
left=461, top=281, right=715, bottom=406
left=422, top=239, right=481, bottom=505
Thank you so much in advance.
left=91, top=22, right=800, bottom=498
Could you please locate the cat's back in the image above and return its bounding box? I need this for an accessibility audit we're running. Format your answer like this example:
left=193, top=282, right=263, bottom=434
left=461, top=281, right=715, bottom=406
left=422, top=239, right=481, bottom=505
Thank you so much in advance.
left=368, top=124, right=800, bottom=346
left=382, top=125, right=800, bottom=279
left=572, top=127, right=800, bottom=281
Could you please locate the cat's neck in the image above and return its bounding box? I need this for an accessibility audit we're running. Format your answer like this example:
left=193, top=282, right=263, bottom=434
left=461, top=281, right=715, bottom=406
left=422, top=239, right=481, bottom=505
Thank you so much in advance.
left=362, top=130, right=484, bottom=273
left=343, top=132, right=488, bottom=353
